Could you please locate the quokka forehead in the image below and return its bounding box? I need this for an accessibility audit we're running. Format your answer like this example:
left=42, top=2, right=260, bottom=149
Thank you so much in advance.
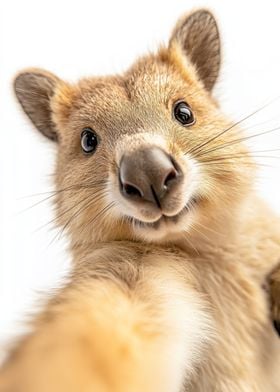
left=68, top=57, right=201, bottom=115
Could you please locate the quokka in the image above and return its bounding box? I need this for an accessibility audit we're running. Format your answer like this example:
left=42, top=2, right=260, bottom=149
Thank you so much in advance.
left=1, top=8, right=280, bottom=392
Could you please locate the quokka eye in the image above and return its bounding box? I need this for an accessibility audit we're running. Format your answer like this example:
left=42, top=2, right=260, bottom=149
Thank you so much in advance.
left=173, top=101, right=195, bottom=126
left=81, top=128, right=99, bottom=154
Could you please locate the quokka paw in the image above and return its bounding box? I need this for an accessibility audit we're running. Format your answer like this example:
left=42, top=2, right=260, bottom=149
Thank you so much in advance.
left=269, top=266, right=280, bottom=336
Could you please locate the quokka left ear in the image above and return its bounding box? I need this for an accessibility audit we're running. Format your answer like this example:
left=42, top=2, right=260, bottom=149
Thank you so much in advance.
left=169, top=9, right=221, bottom=92
left=14, top=69, right=61, bottom=141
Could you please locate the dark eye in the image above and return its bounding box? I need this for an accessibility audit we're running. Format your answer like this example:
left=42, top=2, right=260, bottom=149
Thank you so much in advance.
left=173, top=101, right=195, bottom=126
left=81, top=128, right=99, bottom=154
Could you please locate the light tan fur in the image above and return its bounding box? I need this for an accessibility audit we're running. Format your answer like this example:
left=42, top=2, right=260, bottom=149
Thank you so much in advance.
left=1, top=8, right=280, bottom=392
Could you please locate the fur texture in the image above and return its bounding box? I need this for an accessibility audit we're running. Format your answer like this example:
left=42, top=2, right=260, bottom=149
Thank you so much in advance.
left=1, top=8, right=280, bottom=391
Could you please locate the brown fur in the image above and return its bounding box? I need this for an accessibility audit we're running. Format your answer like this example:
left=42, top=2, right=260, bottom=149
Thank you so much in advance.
left=1, top=9, right=280, bottom=391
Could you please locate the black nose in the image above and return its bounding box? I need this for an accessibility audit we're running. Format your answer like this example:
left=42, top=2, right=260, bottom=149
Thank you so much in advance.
left=119, top=147, right=182, bottom=208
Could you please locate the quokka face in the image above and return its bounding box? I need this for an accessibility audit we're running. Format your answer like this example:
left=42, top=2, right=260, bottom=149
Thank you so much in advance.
left=14, top=10, right=255, bottom=246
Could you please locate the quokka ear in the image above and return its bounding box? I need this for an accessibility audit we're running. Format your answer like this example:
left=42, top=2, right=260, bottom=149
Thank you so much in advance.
left=14, top=69, right=61, bottom=141
left=169, top=9, right=221, bottom=91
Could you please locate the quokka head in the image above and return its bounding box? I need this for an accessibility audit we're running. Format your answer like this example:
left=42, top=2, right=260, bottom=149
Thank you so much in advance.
left=14, top=9, right=255, bottom=247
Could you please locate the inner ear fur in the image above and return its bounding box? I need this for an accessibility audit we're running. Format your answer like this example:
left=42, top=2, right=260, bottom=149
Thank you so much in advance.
left=169, top=9, right=221, bottom=91
left=14, top=69, right=61, bottom=141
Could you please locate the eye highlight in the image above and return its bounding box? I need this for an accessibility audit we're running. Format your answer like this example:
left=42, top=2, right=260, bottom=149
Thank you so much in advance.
left=173, top=101, right=195, bottom=126
left=81, top=128, right=99, bottom=154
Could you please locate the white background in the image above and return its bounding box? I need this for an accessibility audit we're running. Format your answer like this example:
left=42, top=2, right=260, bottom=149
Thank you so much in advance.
left=1, top=0, right=280, bottom=355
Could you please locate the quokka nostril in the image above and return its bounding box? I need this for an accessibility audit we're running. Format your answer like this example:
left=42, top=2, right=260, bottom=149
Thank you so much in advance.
left=164, top=169, right=178, bottom=187
left=123, top=183, right=143, bottom=198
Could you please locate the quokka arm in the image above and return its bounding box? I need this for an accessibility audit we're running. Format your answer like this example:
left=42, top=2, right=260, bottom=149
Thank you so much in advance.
left=0, top=243, right=212, bottom=392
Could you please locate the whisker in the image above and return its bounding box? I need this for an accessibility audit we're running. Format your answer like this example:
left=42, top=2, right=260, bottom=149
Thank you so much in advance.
left=17, top=180, right=108, bottom=214
left=186, top=99, right=280, bottom=157
left=197, top=160, right=276, bottom=169
left=19, top=179, right=108, bottom=199
left=194, top=126, right=280, bottom=159
left=181, top=230, right=200, bottom=255
left=55, top=191, right=109, bottom=241
left=18, top=192, right=61, bottom=214
left=35, top=188, right=107, bottom=234
left=200, top=154, right=280, bottom=162
left=80, top=201, right=116, bottom=236
left=47, top=192, right=109, bottom=247
left=194, top=220, right=223, bottom=237
left=34, top=193, right=94, bottom=234
left=190, top=222, right=212, bottom=243
left=244, top=116, right=280, bottom=132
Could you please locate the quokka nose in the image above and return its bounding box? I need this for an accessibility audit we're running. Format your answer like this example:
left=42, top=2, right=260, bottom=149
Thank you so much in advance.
left=119, top=147, right=182, bottom=208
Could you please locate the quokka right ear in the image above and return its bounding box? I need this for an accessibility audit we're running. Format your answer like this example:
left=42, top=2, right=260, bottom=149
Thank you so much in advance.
left=169, top=9, right=221, bottom=92
left=14, top=69, right=61, bottom=141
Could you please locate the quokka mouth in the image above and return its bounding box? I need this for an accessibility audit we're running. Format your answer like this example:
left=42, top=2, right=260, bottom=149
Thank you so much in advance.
left=130, top=197, right=199, bottom=230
